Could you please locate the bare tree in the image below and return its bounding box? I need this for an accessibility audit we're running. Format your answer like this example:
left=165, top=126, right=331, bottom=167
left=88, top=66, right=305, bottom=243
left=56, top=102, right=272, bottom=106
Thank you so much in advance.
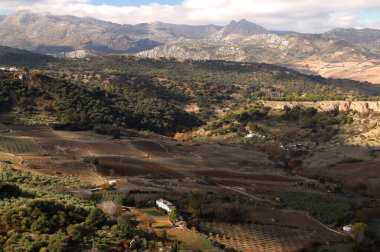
left=98, top=200, right=122, bottom=218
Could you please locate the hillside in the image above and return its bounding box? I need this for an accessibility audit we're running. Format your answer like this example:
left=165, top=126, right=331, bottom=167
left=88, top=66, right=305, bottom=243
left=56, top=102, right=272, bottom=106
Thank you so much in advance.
left=0, top=11, right=221, bottom=56
left=137, top=33, right=380, bottom=84
left=0, top=12, right=379, bottom=83
left=44, top=57, right=380, bottom=123
left=0, top=45, right=55, bottom=67
left=323, top=28, right=380, bottom=52
left=0, top=69, right=201, bottom=134
left=0, top=52, right=379, bottom=251
left=1, top=53, right=379, bottom=133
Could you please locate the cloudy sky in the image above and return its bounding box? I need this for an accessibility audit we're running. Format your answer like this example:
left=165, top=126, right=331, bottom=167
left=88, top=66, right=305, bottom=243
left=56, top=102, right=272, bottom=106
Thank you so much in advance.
left=0, top=0, right=379, bottom=32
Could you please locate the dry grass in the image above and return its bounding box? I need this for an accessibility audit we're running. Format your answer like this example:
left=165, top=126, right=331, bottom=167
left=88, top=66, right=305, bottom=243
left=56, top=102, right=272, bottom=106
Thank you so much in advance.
left=167, top=228, right=216, bottom=252
left=293, top=60, right=380, bottom=84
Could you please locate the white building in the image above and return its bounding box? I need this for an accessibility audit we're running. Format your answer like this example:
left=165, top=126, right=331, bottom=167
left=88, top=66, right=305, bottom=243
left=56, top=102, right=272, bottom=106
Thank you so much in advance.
left=343, top=225, right=353, bottom=232
left=245, top=132, right=266, bottom=139
left=156, top=199, right=175, bottom=213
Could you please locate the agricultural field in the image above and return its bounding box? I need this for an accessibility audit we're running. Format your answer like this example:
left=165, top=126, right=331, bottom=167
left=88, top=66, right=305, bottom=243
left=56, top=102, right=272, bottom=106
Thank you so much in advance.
left=200, top=221, right=342, bottom=252
left=264, top=191, right=353, bottom=224
left=300, top=145, right=380, bottom=197
left=130, top=207, right=218, bottom=251
left=0, top=136, right=45, bottom=155
left=0, top=125, right=376, bottom=251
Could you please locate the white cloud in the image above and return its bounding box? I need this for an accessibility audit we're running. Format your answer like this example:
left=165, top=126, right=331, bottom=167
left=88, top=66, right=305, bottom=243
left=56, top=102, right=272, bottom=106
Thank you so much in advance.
left=1, top=0, right=380, bottom=32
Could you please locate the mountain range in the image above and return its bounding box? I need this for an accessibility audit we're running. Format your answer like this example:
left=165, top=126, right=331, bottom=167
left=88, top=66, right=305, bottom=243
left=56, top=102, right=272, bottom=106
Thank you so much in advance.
left=0, top=11, right=380, bottom=83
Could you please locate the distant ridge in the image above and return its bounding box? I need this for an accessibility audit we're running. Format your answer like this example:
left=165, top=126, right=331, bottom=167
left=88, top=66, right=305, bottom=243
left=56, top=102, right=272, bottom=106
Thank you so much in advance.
left=0, top=11, right=222, bottom=55
left=323, top=28, right=380, bottom=51
left=0, top=11, right=379, bottom=83
left=0, top=45, right=55, bottom=67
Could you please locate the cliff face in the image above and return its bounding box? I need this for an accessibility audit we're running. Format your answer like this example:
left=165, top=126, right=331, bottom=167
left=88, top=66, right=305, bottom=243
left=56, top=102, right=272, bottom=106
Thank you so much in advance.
left=259, top=101, right=380, bottom=112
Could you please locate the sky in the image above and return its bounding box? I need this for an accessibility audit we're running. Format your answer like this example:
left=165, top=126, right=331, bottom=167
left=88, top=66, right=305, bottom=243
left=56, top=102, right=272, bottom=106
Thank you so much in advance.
left=0, top=0, right=379, bottom=33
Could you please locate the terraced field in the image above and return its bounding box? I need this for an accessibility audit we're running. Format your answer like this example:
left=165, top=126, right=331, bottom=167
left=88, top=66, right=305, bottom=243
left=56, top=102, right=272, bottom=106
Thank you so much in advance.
left=0, top=136, right=45, bottom=155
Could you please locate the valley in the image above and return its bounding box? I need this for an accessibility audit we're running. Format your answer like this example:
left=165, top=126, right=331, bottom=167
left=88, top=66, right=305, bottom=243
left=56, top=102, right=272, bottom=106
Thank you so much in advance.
left=0, top=39, right=379, bottom=251
left=0, top=14, right=380, bottom=249
left=0, top=123, right=365, bottom=251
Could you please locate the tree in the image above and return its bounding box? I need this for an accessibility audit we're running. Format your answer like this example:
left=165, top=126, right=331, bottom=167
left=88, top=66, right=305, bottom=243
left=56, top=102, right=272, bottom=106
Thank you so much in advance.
left=92, top=158, right=99, bottom=166
left=47, top=231, right=70, bottom=252
left=304, top=107, right=317, bottom=117
left=171, top=241, right=178, bottom=252
left=0, top=183, right=22, bottom=199
left=117, top=215, right=138, bottom=238
left=67, top=223, right=87, bottom=241
left=169, top=208, right=179, bottom=225
left=98, top=201, right=121, bottom=218
left=352, top=222, right=368, bottom=243
left=85, top=208, right=107, bottom=229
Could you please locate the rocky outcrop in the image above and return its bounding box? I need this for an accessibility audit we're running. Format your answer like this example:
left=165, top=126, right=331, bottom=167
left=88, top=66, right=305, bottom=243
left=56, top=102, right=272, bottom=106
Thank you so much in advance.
left=259, top=101, right=380, bottom=112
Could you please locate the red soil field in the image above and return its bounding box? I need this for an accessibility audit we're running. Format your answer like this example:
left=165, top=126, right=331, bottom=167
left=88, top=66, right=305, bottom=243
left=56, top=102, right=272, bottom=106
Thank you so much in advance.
left=97, top=156, right=185, bottom=179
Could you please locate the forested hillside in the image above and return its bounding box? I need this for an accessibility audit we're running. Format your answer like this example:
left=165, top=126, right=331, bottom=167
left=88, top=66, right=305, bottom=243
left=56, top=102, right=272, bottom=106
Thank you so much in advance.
left=1, top=54, right=380, bottom=134
left=0, top=45, right=55, bottom=67
left=0, top=71, right=201, bottom=134
left=45, top=56, right=380, bottom=121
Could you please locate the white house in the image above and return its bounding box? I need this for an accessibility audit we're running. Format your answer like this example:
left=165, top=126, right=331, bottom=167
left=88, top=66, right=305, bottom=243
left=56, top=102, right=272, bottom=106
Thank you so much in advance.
left=343, top=225, right=353, bottom=232
left=156, top=199, right=175, bottom=213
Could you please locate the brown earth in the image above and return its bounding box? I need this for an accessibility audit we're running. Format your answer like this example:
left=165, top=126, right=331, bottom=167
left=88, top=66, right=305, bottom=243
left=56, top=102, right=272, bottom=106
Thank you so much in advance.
left=292, top=60, right=380, bottom=84
left=97, top=156, right=185, bottom=179
left=192, top=169, right=301, bottom=182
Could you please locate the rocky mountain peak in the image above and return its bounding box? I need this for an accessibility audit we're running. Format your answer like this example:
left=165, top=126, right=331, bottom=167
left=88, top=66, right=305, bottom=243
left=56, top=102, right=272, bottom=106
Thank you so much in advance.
left=212, top=19, right=268, bottom=41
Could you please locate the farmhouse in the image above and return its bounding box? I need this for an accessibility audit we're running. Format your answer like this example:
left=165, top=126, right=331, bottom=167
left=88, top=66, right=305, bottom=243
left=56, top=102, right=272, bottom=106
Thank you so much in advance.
left=156, top=198, right=175, bottom=213
left=343, top=224, right=353, bottom=233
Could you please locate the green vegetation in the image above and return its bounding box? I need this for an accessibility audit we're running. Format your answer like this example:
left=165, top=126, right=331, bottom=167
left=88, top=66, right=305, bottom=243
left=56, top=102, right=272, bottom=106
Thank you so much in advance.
left=268, top=191, right=353, bottom=225
left=201, top=103, right=355, bottom=144
left=0, top=45, right=56, bottom=67
left=0, top=166, right=165, bottom=251
left=49, top=57, right=380, bottom=103
left=0, top=71, right=201, bottom=135
left=1, top=56, right=379, bottom=136
left=169, top=208, right=180, bottom=224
